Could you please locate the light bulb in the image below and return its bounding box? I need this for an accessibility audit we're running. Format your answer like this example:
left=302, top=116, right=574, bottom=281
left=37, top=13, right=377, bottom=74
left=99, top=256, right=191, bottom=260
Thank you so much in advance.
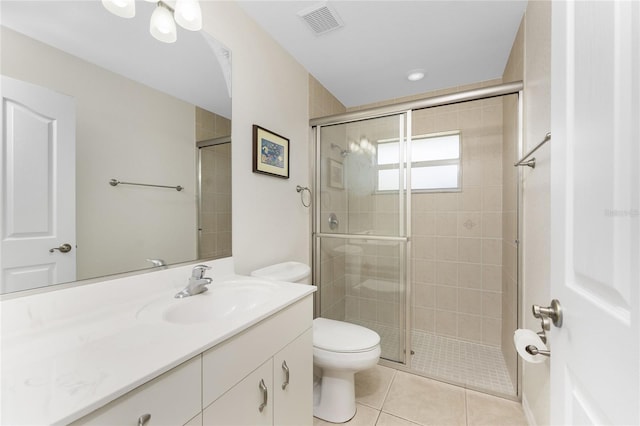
left=407, top=69, right=425, bottom=82
left=174, top=0, right=202, bottom=31
left=102, top=0, right=135, bottom=18
left=150, top=3, right=177, bottom=43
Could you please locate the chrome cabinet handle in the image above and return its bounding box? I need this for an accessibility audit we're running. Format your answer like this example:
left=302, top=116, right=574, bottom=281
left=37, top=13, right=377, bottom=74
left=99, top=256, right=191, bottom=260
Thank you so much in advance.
left=49, top=243, right=72, bottom=253
left=137, top=414, right=151, bottom=426
left=258, top=379, right=268, bottom=412
left=281, top=360, right=290, bottom=390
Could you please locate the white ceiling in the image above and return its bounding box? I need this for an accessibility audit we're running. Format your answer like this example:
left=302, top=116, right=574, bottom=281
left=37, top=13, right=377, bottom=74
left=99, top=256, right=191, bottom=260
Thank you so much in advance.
left=1, top=1, right=232, bottom=118
left=237, top=1, right=527, bottom=108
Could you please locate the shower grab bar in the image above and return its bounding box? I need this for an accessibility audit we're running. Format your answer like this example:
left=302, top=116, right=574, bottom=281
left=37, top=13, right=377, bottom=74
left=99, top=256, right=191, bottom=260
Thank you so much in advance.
left=514, top=132, right=551, bottom=169
left=109, top=178, right=183, bottom=192
left=315, top=233, right=408, bottom=242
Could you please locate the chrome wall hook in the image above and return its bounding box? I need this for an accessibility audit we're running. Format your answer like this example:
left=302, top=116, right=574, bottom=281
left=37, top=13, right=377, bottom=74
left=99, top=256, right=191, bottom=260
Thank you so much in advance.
left=531, top=299, right=563, bottom=345
left=532, top=299, right=563, bottom=327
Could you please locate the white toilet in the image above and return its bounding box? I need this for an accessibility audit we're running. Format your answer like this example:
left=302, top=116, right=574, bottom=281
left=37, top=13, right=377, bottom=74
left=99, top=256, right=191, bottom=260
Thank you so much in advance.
left=251, top=262, right=381, bottom=423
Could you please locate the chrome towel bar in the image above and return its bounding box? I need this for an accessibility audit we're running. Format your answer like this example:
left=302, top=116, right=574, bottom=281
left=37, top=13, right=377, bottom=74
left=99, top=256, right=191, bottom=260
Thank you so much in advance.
left=109, top=178, right=183, bottom=191
left=514, top=132, right=551, bottom=168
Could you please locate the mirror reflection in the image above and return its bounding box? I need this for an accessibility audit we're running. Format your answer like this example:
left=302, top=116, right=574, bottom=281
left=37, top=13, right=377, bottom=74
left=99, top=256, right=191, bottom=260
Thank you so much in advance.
left=0, top=1, right=232, bottom=294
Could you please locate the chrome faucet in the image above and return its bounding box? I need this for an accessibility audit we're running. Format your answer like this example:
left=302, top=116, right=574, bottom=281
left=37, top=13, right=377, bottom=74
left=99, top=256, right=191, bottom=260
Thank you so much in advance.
left=175, top=265, right=212, bottom=298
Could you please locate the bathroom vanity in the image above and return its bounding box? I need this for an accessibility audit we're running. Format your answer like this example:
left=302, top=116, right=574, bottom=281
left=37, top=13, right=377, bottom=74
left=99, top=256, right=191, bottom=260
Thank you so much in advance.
left=0, top=258, right=315, bottom=425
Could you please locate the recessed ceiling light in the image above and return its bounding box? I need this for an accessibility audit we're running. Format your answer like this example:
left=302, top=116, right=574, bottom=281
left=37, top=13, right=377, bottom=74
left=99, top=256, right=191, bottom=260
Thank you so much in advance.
left=407, top=69, right=425, bottom=82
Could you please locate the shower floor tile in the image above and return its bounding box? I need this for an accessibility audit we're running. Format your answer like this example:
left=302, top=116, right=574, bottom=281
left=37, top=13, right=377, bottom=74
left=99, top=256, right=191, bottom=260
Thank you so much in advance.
left=352, top=321, right=516, bottom=397
left=411, top=330, right=516, bottom=396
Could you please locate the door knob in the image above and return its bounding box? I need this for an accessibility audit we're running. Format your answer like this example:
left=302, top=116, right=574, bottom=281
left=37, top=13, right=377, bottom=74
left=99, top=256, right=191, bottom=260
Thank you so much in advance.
left=49, top=243, right=72, bottom=253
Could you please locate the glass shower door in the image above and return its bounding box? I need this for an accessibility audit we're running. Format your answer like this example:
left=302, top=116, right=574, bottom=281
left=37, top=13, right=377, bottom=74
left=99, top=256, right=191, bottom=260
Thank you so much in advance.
left=314, top=112, right=411, bottom=364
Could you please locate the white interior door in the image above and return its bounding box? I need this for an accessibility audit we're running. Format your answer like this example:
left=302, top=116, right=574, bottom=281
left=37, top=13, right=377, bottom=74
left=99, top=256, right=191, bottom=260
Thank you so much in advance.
left=550, top=1, right=639, bottom=424
left=1, top=76, right=76, bottom=293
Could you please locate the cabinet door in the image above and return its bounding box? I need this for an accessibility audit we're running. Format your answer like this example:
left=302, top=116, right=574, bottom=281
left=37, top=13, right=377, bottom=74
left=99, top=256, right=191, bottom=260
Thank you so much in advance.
left=203, top=359, right=273, bottom=426
left=273, top=329, right=313, bottom=426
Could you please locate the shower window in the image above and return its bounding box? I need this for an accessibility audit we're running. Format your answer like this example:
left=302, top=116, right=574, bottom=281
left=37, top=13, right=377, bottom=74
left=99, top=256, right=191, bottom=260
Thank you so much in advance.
left=376, top=131, right=461, bottom=192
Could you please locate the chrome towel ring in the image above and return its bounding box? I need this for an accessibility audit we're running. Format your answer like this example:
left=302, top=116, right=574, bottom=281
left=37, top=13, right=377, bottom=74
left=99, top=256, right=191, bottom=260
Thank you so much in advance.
left=296, top=185, right=311, bottom=207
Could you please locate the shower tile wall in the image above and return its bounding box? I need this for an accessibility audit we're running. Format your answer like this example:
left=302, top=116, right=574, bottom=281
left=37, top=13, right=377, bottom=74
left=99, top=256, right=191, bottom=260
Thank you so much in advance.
left=341, top=82, right=505, bottom=349
left=196, top=107, right=232, bottom=259
left=411, top=94, right=504, bottom=347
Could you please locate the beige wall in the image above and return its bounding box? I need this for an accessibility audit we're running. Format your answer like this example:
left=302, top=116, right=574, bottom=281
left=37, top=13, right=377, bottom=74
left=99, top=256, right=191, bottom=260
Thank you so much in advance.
left=519, top=1, right=552, bottom=425
left=1, top=27, right=197, bottom=280
left=201, top=2, right=311, bottom=276
left=309, top=75, right=347, bottom=119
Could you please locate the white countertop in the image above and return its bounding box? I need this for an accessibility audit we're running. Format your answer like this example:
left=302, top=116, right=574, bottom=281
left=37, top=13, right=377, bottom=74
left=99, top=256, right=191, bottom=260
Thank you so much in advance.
left=0, top=258, right=315, bottom=425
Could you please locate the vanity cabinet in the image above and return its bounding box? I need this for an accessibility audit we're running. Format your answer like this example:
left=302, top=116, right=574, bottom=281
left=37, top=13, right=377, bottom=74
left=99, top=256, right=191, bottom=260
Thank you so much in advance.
left=202, top=298, right=313, bottom=426
left=72, top=355, right=201, bottom=426
left=72, top=295, right=313, bottom=426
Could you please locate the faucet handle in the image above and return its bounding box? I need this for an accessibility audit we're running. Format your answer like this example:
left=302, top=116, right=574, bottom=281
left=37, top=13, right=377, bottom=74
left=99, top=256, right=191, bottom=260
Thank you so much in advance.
left=192, top=264, right=212, bottom=279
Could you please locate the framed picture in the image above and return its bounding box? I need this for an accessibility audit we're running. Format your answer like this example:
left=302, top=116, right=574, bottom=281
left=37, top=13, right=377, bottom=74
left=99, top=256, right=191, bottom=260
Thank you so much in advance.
left=328, top=158, right=344, bottom=189
left=253, top=125, right=289, bottom=179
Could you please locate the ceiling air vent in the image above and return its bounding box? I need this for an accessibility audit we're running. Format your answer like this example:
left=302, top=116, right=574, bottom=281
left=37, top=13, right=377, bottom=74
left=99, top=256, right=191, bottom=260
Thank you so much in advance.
left=297, top=3, right=344, bottom=36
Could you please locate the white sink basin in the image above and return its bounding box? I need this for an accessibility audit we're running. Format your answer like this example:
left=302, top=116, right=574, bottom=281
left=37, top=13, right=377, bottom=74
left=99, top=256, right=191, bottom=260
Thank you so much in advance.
left=137, top=280, right=281, bottom=325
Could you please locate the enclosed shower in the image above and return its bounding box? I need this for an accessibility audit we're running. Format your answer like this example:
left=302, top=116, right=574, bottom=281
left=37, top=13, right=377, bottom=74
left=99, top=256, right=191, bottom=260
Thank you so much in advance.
left=311, top=82, right=522, bottom=398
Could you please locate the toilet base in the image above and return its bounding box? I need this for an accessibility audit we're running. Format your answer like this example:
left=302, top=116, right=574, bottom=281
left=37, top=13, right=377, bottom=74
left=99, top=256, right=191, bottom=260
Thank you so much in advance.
left=313, top=368, right=357, bottom=423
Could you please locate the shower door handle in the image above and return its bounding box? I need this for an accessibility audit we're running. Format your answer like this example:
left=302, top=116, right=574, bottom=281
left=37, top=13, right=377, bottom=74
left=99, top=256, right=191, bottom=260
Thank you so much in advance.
left=328, top=213, right=339, bottom=230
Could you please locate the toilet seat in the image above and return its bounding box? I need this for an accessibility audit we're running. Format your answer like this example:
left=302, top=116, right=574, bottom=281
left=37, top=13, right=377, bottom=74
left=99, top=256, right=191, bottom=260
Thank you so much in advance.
left=313, top=318, right=380, bottom=353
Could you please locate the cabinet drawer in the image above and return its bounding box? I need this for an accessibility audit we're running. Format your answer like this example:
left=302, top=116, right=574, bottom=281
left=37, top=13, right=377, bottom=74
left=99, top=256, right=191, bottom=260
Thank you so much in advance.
left=72, top=355, right=201, bottom=426
left=202, top=296, right=312, bottom=407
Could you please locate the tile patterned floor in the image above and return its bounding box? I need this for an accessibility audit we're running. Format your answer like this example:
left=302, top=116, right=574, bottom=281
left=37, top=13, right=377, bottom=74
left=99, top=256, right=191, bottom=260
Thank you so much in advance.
left=313, top=366, right=528, bottom=426
left=354, top=321, right=516, bottom=396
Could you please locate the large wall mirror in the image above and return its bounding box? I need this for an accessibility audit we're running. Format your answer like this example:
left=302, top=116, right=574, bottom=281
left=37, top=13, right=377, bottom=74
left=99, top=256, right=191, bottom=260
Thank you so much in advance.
left=0, top=1, right=232, bottom=295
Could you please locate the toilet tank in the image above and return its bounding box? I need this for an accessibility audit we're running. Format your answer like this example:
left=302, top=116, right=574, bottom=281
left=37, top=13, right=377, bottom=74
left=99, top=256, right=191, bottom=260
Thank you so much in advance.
left=250, top=261, right=311, bottom=284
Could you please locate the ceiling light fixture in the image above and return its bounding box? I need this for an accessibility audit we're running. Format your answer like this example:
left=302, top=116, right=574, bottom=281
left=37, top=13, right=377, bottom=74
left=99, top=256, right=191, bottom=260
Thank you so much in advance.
left=407, top=69, right=425, bottom=82
left=102, top=0, right=203, bottom=44
left=150, top=2, right=177, bottom=43
left=101, top=0, right=135, bottom=19
left=174, top=0, right=203, bottom=31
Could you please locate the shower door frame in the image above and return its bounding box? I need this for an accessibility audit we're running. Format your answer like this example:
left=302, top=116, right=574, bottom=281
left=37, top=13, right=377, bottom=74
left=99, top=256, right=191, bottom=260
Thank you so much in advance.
left=310, top=81, right=524, bottom=398
left=313, top=111, right=413, bottom=365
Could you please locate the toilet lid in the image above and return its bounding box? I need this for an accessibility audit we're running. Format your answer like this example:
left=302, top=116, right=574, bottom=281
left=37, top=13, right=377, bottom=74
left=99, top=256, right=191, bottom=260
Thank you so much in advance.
left=313, top=318, right=380, bottom=353
left=250, top=262, right=310, bottom=282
